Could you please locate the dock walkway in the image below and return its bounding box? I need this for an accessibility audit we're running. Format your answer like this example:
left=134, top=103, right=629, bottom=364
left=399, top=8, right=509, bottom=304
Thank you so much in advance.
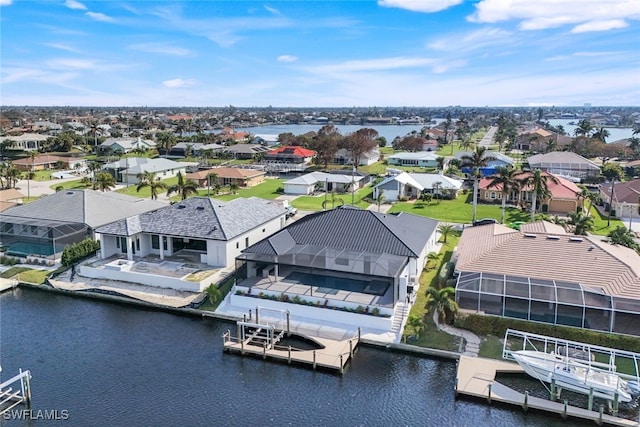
left=456, top=356, right=638, bottom=426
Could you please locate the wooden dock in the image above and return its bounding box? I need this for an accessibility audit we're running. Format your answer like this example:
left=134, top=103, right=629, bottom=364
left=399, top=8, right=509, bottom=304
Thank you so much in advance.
left=222, top=330, right=359, bottom=374
left=0, top=278, right=18, bottom=293
left=455, top=356, right=639, bottom=426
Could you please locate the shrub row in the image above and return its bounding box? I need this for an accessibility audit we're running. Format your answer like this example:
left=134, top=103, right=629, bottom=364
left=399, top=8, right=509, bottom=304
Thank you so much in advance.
left=61, top=239, right=101, bottom=266
left=454, top=313, right=640, bottom=353
left=0, top=255, right=21, bottom=265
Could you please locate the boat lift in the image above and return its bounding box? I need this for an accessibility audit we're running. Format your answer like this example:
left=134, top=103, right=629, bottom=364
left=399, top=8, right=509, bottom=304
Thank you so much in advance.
left=0, top=366, right=32, bottom=417
left=502, top=329, right=640, bottom=413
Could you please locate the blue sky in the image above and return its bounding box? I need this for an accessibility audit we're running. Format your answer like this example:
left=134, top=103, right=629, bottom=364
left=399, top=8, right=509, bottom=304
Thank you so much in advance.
left=1, top=0, right=639, bottom=107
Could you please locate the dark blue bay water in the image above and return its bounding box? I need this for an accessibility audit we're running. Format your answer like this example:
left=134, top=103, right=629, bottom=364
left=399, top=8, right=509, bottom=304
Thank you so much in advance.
left=1, top=288, right=582, bottom=426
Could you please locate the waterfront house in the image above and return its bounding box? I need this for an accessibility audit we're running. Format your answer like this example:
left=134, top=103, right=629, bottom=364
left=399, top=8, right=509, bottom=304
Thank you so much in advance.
left=99, top=137, right=156, bottom=154
left=263, top=146, right=317, bottom=173
left=0, top=133, right=49, bottom=151
left=453, top=221, right=640, bottom=336
left=527, top=151, right=600, bottom=180
left=230, top=206, right=440, bottom=333
left=372, top=172, right=462, bottom=201
left=12, top=154, right=86, bottom=172
left=224, top=143, right=271, bottom=160
left=251, top=134, right=280, bottom=146
left=103, top=157, right=186, bottom=184
left=455, top=151, right=514, bottom=177
left=333, top=148, right=380, bottom=166
left=186, top=167, right=266, bottom=188
left=283, top=171, right=363, bottom=195
left=88, top=197, right=287, bottom=292
left=599, top=178, right=640, bottom=219
left=387, top=152, right=439, bottom=168
left=478, top=172, right=583, bottom=214
left=0, top=190, right=164, bottom=260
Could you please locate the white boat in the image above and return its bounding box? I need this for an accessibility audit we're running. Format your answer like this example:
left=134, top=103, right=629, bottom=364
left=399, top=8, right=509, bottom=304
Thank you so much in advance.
left=512, top=350, right=634, bottom=403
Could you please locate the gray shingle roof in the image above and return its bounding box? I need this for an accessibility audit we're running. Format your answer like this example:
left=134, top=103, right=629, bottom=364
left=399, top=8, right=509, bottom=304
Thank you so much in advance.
left=246, top=206, right=438, bottom=257
left=95, top=197, right=286, bottom=240
left=0, top=190, right=165, bottom=228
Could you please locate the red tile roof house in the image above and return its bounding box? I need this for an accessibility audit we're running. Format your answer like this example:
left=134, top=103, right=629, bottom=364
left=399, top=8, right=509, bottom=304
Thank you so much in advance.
left=478, top=172, right=584, bottom=215
left=600, top=178, right=640, bottom=220
left=263, top=146, right=317, bottom=172
left=453, top=221, right=640, bottom=336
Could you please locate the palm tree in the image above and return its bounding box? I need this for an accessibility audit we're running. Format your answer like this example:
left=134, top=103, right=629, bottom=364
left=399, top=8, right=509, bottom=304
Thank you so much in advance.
left=432, top=181, right=443, bottom=203
left=322, top=190, right=344, bottom=210
left=207, top=172, right=218, bottom=196
left=87, top=161, right=102, bottom=190
left=486, top=166, right=520, bottom=224
left=519, top=170, right=559, bottom=221
left=592, top=127, right=610, bottom=143
left=426, top=285, right=458, bottom=324
left=167, top=172, right=199, bottom=200
left=136, top=171, right=167, bottom=200
left=574, top=119, right=595, bottom=138
left=578, top=187, right=598, bottom=216
left=405, top=314, right=424, bottom=340
left=437, top=223, right=455, bottom=243
left=607, top=226, right=640, bottom=253
left=426, top=252, right=441, bottom=269
left=566, top=211, right=594, bottom=235
left=375, top=189, right=386, bottom=212
left=229, top=182, right=240, bottom=194
left=460, top=146, right=494, bottom=223
left=436, top=156, right=445, bottom=172
left=27, top=150, right=37, bottom=199
left=95, top=172, right=116, bottom=192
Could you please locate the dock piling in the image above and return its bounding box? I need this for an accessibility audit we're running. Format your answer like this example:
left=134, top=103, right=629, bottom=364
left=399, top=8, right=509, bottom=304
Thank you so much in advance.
left=598, top=404, right=604, bottom=426
left=286, top=311, right=290, bottom=337
left=262, top=342, right=266, bottom=360
left=487, top=383, right=492, bottom=404
left=550, top=378, right=556, bottom=401
left=522, top=391, right=528, bottom=411
left=562, top=399, right=568, bottom=419
left=349, top=340, right=353, bottom=358
left=454, top=377, right=458, bottom=398
left=312, top=350, right=317, bottom=370
left=588, top=387, right=594, bottom=411
left=612, top=392, right=619, bottom=417
left=288, top=346, right=291, bottom=364
left=255, top=307, right=259, bottom=324
left=339, top=354, right=344, bottom=375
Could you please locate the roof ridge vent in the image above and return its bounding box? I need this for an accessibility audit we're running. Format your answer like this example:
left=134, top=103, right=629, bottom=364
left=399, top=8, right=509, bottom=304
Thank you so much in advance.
left=524, top=233, right=537, bottom=238
left=569, top=237, right=583, bottom=242
left=547, top=235, right=561, bottom=240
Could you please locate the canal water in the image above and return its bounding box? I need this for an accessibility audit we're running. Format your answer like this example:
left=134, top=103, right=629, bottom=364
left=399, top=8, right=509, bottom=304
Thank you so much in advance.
left=1, top=288, right=584, bottom=426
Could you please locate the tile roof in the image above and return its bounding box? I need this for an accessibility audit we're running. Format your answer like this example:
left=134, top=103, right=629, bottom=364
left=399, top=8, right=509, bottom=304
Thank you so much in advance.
left=1, top=190, right=165, bottom=228
left=12, top=155, right=69, bottom=166
left=479, top=172, right=580, bottom=200
left=455, top=222, right=640, bottom=299
left=245, top=206, right=438, bottom=258
left=601, top=179, right=640, bottom=204
left=95, top=197, right=286, bottom=241
left=267, top=146, right=316, bottom=157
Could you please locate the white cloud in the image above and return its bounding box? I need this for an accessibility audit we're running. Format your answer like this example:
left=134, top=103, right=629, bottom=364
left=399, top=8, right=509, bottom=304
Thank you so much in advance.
left=468, top=0, right=640, bottom=33
left=427, top=27, right=512, bottom=52
left=86, top=11, right=115, bottom=23
left=377, top=0, right=463, bottom=13
left=64, top=0, right=86, bottom=10
left=46, top=58, right=97, bottom=70
left=129, top=43, right=194, bottom=56
left=264, top=5, right=281, bottom=15
left=277, top=55, right=298, bottom=63
left=0, top=0, right=13, bottom=6
left=311, top=57, right=436, bottom=74
left=571, top=20, right=628, bottom=33
left=43, top=43, right=81, bottom=53
left=162, top=78, right=196, bottom=88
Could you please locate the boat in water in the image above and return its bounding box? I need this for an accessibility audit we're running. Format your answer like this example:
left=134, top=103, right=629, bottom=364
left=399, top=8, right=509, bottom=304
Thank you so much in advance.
left=512, top=350, right=637, bottom=403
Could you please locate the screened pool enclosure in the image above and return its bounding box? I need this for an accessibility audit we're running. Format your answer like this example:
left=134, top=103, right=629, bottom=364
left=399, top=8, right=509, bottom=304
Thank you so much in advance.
left=455, top=271, right=640, bottom=337
left=0, top=215, right=88, bottom=258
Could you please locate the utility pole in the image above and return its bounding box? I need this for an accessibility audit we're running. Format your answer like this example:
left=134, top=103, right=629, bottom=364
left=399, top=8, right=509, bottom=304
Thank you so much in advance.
left=351, top=166, right=356, bottom=206
left=607, top=178, right=615, bottom=227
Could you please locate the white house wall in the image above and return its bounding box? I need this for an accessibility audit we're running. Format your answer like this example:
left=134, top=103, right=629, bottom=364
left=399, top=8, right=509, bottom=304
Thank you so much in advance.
left=224, top=215, right=286, bottom=267
left=284, top=183, right=313, bottom=195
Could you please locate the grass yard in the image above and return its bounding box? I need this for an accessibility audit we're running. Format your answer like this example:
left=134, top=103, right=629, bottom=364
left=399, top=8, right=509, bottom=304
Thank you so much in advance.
left=1, top=267, right=50, bottom=284
left=478, top=335, right=504, bottom=359
left=291, top=185, right=372, bottom=211
left=587, top=201, right=624, bottom=236
left=389, top=193, right=531, bottom=224
left=402, top=231, right=461, bottom=350
left=49, top=179, right=91, bottom=191
left=116, top=176, right=180, bottom=198
left=212, top=178, right=285, bottom=201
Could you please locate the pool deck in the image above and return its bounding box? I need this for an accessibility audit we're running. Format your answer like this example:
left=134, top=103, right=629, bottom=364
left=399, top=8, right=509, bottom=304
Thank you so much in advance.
left=455, top=356, right=638, bottom=426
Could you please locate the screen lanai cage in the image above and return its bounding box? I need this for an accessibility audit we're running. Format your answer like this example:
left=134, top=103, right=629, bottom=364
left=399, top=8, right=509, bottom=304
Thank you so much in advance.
left=0, top=215, right=89, bottom=258
left=236, top=243, right=410, bottom=305
left=455, top=271, right=640, bottom=337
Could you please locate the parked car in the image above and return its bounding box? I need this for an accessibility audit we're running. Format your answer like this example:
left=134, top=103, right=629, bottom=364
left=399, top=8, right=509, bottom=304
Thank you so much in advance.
left=473, top=218, right=498, bottom=226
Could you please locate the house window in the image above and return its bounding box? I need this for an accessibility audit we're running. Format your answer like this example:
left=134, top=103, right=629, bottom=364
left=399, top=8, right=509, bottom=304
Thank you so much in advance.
left=162, top=236, right=167, bottom=251
left=245, top=237, right=249, bottom=248
left=116, top=238, right=120, bottom=249
left=151, top=235, right=159, bottom=249
left=262, top=228, right=266, bottom=233
left=236, top=242, right=239, bottom=249
left=136, top=238, right=140, bottom=251
left=484, top=192, right=490, bottom=199
left=490, top=192, right=496, bottom=199
left=31, top=226, right=38, bottom=235
left=120, top=237, right=127, bottom=253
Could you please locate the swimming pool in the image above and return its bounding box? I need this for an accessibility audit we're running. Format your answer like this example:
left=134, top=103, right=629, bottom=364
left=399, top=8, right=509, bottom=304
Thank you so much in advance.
left=5, top=241, right=55, bottom=257
left=282, top=271, right=390, bottom=296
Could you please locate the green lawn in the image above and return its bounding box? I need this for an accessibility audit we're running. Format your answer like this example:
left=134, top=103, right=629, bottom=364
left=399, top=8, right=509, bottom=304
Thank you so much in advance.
left=403, top=231, right=461, bottom=350
left=291, top=185, right=372, bottom=211
left=389, top=193, right=531, bottom=224
left=49, top=179, right=91, bottom=191
left=212, top=178, right=285, bottom=201
left=116, top=176, right=180, bottom=198
left=587, top=201, right=624, bottom=236
left=1, top=267, right=50, bottom=284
